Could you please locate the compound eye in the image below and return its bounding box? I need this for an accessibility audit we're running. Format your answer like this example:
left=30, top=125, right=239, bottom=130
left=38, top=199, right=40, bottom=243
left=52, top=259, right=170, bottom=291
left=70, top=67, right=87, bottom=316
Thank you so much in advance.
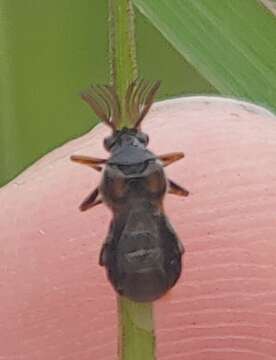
left=104, top=136, right=115, bottom=151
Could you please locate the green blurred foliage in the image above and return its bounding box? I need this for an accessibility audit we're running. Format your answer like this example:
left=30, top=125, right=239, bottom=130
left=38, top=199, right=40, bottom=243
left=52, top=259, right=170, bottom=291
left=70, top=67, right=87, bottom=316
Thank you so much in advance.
left=134, top=0, right=276, bottom=112
left=0, top=0, right=214, bottom=187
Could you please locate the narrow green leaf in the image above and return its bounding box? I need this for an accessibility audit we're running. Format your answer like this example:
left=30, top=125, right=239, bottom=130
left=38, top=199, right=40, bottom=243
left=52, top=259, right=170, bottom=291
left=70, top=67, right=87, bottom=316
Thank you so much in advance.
left=133, top=0, right=276, bottom=112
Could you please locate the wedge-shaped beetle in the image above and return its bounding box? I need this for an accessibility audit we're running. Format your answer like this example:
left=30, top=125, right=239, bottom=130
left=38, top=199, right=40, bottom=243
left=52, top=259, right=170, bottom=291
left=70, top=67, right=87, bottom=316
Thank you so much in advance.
left=71, top=79, right=189, bottom=302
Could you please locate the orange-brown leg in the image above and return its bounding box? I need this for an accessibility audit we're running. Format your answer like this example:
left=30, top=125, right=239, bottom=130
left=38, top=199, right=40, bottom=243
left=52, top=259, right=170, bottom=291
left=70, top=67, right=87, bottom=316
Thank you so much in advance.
left=79, top=187, right=102, bottom=211
left=71, top=155, right=106, bottom=172
left=168, top=179, right=189, bottom=197
left=158, top=152, right=184, bottom=167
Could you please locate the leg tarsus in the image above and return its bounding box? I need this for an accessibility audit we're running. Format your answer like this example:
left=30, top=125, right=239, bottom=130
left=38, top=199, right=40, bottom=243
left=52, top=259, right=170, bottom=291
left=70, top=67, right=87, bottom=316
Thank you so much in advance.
left=168, top=179, right=189, bottom=197
left=79, top=187, right=102, bottom=211
left=158, top=152, right=184, bottom=167
left=71, top=155, right=106, bottom=172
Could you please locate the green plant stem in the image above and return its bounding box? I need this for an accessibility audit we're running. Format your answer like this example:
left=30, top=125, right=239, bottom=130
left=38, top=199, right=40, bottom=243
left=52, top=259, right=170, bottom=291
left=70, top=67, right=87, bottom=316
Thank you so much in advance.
left=109, top=0, right=138, bottom=127
left=118, top=297, right=155, bottom=360
left=109, top=1, right=155, bottom=360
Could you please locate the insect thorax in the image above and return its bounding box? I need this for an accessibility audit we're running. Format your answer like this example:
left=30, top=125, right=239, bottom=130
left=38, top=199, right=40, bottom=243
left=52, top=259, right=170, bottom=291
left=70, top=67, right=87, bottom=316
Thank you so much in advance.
left=100, top=157, right=167, bottom=211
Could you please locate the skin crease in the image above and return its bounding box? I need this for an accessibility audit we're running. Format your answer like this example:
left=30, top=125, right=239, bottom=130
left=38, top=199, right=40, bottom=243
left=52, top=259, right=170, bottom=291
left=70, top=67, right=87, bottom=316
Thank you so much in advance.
left=0, top=97, right=276, bottom=359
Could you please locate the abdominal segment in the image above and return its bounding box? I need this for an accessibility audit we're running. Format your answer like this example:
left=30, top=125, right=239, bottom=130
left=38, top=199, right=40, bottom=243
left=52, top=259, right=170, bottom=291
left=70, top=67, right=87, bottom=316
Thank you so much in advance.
left=100, top=207, right=184, bottom=302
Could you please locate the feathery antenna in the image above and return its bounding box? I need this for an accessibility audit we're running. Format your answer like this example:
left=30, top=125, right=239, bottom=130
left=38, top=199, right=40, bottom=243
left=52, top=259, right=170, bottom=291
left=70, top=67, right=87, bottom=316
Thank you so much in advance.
left=81, top=79, right=160, bottom=130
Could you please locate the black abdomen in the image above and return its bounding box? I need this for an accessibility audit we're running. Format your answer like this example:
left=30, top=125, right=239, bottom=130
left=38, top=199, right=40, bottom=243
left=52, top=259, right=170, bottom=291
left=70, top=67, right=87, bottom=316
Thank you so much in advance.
left=101, top=211, right=184, bottom=302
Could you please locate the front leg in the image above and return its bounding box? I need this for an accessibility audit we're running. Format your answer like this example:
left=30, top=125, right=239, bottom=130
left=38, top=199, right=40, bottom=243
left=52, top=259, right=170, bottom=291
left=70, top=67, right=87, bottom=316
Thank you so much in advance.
left=71, top=155, right=106, bottom=172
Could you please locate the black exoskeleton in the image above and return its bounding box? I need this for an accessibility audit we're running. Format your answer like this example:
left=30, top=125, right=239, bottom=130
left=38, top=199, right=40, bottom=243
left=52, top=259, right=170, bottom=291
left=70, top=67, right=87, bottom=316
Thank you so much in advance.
left=71, top=79, right=189, bottom=302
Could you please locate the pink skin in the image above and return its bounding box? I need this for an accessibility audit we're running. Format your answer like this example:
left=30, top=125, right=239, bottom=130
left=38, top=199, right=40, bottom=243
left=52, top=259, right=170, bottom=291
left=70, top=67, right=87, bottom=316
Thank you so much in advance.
left=1, top=97, right=276, bottom=360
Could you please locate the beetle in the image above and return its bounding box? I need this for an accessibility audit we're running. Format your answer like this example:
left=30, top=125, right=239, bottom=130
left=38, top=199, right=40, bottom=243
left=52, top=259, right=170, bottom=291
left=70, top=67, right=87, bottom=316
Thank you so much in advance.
left=71, top=79, right=189, bottom=302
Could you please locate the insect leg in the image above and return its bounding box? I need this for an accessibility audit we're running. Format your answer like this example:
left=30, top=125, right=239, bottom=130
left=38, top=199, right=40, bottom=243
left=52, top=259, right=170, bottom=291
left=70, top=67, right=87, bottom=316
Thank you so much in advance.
left=79, top=187, right=102, bottom=211
left=158, top=152, right=184, bottom=167
left=168, top=179, right=189, bottom=197
left=71, top=155, right=106, bottom=172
